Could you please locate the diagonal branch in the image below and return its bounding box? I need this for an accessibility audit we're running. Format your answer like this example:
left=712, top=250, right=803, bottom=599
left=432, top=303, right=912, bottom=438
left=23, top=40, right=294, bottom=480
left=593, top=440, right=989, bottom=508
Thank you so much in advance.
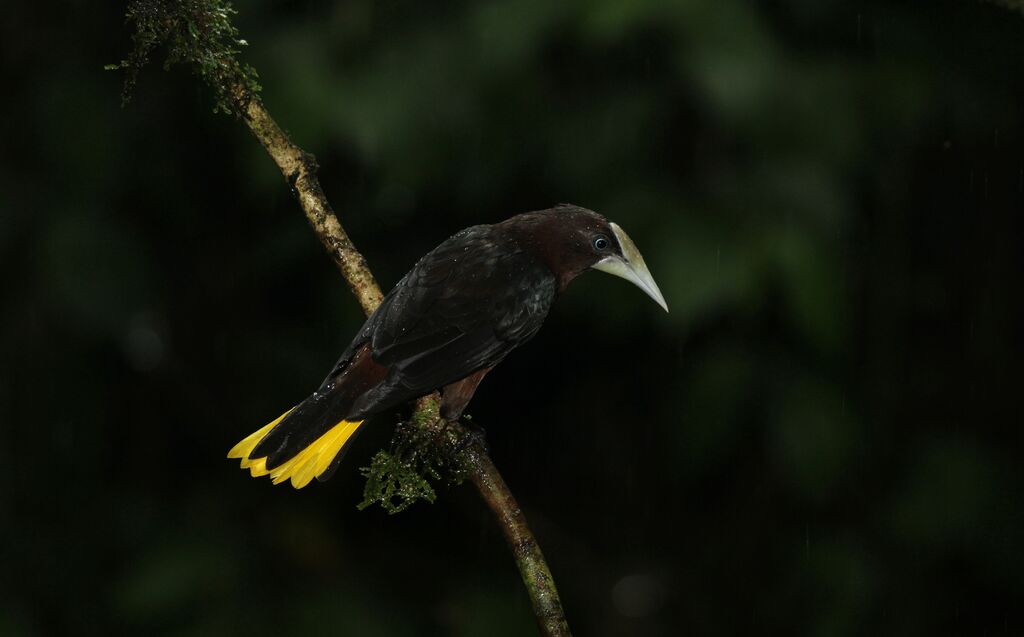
left=239, top=93, right=383, bottom=315
left=107, top=2, right=571, bottom=633
left=463, top=441, right=572, bottom=635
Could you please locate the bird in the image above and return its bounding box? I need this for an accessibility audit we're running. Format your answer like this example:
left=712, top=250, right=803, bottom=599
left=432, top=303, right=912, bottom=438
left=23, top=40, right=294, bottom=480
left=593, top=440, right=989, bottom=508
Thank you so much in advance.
left=228, top=204, right=668, bottom=488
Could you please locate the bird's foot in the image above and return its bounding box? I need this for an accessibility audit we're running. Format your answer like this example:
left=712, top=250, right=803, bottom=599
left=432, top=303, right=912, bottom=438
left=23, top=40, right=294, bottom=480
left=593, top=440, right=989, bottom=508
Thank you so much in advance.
left=451, top=417, right=489, bottom=456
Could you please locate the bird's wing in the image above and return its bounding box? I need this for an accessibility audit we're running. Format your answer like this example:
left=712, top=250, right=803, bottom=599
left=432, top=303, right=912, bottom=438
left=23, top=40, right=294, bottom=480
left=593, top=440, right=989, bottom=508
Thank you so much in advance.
left=341, top=225, right=556, bottom=415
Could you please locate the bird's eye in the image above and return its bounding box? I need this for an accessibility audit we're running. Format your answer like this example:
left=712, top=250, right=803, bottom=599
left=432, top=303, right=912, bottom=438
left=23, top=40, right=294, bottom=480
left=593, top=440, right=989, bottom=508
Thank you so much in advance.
left=593, top=236, right=610, bottom=251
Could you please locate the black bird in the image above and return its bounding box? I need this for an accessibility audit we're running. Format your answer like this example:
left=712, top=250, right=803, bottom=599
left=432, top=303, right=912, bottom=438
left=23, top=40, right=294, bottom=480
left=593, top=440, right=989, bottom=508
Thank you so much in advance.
left=229, top=204, right=667, bottom=488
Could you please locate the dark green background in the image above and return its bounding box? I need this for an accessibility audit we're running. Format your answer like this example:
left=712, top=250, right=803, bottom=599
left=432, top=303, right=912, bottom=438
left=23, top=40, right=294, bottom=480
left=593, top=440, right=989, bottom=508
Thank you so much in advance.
left=3, top=1, right=1023, bottom=635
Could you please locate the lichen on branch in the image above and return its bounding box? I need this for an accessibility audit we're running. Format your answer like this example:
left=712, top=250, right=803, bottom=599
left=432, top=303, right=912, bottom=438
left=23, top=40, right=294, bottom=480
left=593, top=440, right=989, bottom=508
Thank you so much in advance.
left=106, top=0, right=261, bottom=114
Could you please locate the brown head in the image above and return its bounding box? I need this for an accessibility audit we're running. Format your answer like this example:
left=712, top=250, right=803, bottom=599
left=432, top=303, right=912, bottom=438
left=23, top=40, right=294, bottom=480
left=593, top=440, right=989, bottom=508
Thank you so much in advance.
left=501, top=204, right=668, bottom=311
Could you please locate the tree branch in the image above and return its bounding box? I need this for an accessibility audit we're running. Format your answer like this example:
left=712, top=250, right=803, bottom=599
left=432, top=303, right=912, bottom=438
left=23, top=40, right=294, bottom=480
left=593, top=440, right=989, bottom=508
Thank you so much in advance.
left=108, top=3, right=572, bottom=634
left=239, top=94, right=383, bottom=315
left=464, top=442, right=573, bottom=635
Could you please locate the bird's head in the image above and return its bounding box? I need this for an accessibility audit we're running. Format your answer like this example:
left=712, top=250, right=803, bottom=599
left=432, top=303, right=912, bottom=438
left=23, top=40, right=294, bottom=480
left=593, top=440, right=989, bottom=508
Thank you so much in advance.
left=507, top=204, right=668, bottom=312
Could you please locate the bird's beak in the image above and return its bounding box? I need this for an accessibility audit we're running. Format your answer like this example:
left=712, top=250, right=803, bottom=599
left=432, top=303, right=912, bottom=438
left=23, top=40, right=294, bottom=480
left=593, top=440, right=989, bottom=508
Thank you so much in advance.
left=592, top=222, right=669, bottom=312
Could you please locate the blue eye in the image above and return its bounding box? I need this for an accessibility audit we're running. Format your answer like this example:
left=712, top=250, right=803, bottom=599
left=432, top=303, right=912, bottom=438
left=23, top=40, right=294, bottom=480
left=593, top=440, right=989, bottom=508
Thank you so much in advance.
left=593, top=236, right=609, bottom=251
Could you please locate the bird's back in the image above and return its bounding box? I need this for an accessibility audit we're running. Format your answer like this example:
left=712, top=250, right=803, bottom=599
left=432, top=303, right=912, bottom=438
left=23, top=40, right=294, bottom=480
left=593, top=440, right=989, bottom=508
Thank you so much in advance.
left=338, top=222, right=557, bottom=417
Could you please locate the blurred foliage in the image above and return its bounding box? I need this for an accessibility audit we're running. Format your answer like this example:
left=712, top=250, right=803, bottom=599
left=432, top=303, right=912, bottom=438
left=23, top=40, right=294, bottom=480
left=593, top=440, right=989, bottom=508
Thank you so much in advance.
left=3, top=0, right=1024, bottom=635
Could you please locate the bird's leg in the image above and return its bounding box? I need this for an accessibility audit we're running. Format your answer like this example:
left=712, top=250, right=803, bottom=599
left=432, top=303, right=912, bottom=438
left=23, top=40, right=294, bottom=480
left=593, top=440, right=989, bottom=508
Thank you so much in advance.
left=436, top=368, right=491, bottom=458
left=440, top=368, right=493, bottom=454
left=452, top=416, right=489, bottom=455
left=440, top=367, right=492, bottom=421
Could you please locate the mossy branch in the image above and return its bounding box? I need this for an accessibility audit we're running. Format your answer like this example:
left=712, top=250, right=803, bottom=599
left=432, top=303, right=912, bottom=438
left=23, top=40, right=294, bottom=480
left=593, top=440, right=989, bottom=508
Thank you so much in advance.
left=109, top=2, right=571, bottom=635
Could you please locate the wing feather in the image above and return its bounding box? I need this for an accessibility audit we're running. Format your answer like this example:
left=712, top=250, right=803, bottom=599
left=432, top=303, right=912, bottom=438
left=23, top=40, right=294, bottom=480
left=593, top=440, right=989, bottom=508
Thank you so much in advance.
left=338, top=224, right=556, bottom=417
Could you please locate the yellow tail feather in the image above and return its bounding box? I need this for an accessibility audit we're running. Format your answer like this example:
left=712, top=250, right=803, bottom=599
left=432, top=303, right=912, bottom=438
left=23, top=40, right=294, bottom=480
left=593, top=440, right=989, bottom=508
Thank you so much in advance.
left=227, top=409, right=364, bottom=489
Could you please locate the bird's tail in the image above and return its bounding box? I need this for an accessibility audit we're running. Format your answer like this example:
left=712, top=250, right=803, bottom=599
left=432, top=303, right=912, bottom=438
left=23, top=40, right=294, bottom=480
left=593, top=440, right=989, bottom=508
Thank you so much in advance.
left=227, top=406, right=364, bottom=489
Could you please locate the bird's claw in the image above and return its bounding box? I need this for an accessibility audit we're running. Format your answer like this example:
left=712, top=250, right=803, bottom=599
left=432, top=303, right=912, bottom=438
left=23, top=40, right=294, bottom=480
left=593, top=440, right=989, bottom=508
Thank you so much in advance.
left=451, top=418, right=489, bottom=456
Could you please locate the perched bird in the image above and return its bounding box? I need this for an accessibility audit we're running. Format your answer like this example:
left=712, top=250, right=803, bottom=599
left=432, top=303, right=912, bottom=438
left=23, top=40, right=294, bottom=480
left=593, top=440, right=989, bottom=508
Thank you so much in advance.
left=229, top=204, right=667, bottom=488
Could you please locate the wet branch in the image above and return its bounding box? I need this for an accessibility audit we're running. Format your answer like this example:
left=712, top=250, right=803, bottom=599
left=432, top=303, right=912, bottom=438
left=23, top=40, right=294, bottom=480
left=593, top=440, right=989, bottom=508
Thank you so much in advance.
left=107, top=2, right=571, bottom=634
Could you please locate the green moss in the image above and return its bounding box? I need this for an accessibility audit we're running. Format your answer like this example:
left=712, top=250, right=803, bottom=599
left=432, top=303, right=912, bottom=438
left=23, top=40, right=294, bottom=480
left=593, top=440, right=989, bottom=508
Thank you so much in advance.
left=411, top=397, right=440, bottom=427
left=358, top=414, right=471, bottom=514
left=357, top=450, right=438, bottom=514
left=358, top=419, right=440, bottom=514
left=106, top=0, right=261, bottom=115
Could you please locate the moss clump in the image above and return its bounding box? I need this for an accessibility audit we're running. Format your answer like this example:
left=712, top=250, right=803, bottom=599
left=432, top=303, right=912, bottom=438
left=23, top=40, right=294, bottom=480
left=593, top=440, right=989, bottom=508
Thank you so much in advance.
left=106, top=0, right=261, bottom=114
left=358, top=449, right=439, bottom=514
left=358, top=408, right=471, bottom=514
left=359, top=419, right=441, bottom=514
